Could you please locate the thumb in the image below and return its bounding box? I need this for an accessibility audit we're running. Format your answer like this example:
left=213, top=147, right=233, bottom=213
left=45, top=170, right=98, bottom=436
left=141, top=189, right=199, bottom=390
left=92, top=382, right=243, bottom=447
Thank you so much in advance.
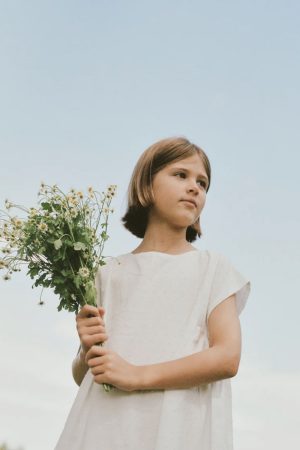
left=98, top=306, right=105, bottom=316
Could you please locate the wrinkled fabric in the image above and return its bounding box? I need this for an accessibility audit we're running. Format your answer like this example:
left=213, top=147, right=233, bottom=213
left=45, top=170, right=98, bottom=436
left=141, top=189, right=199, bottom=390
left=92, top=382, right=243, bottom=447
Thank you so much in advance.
left=55, top=249, right=251, bottom=450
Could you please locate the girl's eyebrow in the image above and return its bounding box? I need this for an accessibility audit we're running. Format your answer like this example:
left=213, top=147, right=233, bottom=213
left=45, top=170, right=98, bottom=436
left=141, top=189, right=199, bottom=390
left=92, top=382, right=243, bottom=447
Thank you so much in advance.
left=172, top=166, right=209, bottom=183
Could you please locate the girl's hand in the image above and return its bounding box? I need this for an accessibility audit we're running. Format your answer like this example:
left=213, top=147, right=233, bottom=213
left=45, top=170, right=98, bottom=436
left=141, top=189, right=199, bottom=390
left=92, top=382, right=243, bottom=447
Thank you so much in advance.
left=85, top=345, right=142, bottom=392
left=76, top=304, right=108, bottom=359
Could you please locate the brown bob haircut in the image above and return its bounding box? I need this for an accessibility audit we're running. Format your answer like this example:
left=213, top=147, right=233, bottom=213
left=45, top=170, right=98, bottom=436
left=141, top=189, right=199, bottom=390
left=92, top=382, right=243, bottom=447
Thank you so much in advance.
left=121, top=136, right=211, bottom=243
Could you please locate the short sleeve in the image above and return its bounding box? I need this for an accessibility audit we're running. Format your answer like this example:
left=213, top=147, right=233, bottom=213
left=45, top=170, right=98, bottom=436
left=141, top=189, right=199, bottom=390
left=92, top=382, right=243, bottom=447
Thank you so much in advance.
left=206, top=253, right=251, bottom=322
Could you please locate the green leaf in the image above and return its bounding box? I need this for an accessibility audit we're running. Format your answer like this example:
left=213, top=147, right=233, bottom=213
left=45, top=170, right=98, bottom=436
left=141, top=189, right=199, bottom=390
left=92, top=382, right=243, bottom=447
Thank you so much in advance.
left=52, top=203, right=62, bottom=212
left=34, top=273, right=47, bottom=287
left=42, top=279, right=52, bottom=288
left=46, top=237, right=57, bottom=244
left=101, top=231, right=109, bottom=241
left=57, top=301, right=63, bottom=311
left=73, top=275, right=82, bottom=289
left=27, top=266, right=40, bottom=278
left=53, top=275, right=64, bottom=284
left=53, top=252, right=63, bottom=262
left=61, top=269, right=71, bottom=276
left=85, top=280, right=97, bottom=306
left=41, top=202, right=52, bottom=211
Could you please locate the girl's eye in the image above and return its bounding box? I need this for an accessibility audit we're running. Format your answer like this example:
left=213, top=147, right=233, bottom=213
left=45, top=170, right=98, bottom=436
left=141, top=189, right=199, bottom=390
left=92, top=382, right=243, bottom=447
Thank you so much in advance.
left=197, top=180, right=207, bottom=189
left=175, top=172, right=207, bottom=190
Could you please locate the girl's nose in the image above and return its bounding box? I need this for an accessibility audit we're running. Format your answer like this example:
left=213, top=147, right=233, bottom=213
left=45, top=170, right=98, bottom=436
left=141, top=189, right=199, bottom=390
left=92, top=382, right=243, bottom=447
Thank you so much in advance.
left=187, top=182, right=199, bottom=193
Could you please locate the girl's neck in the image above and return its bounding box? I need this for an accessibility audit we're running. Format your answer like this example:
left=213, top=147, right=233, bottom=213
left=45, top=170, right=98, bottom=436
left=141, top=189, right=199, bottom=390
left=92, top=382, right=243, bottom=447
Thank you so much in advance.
left=132, top=242, right=196, bottom=255
left=132, top=219, right=196, bottom=255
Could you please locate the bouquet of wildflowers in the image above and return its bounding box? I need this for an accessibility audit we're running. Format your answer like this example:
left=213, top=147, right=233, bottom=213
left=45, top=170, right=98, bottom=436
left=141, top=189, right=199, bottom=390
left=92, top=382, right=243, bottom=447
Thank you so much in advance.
left=0, top=182, right=117, bottom=391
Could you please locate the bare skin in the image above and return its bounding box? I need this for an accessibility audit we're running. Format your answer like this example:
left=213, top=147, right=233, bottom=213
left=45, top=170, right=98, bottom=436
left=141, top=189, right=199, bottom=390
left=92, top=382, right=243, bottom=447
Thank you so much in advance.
left=85, top=345, right=142, bottom=392
left=72, top=304, right=108, bottom=386
left=73, top=304, right=140, bottom=391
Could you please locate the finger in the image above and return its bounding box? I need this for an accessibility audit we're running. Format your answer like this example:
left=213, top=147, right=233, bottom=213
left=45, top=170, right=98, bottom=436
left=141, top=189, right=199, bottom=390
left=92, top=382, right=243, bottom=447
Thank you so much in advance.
left=82, top=325, right=106, bottom=335
left=85, top=345, right=107, bottom=362
left=85, top=344, right=103, bottom=359
left=81, top=316, right=105, bottom=327
left=91, top=365, right=107, bottom=377
left=98, top=307, right=105, bottom=316
left=88, top=356, right=105, bottom=368
left=76, top=317, right=105, bottom=331
left=92, top=334, right=109, bottom=344
left=77, top=304, right=100, bottom=319
left=81, top=333, right=108, bottom=349
left=94, top=374, right=107, bottom=385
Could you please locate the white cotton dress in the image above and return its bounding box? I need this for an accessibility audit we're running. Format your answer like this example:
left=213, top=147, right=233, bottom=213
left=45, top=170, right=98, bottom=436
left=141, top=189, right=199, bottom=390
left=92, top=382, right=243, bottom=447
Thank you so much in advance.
left=55, top=249, right=251, bottom=450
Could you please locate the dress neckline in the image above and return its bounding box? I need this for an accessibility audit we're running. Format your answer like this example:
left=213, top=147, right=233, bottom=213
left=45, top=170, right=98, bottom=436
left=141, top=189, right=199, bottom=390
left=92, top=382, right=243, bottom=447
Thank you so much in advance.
left=129, top=249, right=199, bottom=256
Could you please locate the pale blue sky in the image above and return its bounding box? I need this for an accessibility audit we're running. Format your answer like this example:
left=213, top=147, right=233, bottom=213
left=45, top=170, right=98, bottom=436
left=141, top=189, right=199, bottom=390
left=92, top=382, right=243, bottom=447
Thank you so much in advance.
left=1, top=1, right=299, bottom=449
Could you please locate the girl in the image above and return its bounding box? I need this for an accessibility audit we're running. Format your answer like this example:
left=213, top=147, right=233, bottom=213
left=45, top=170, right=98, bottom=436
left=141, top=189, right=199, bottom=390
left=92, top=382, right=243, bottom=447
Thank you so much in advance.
left=55, top=137, right=251, bottom=450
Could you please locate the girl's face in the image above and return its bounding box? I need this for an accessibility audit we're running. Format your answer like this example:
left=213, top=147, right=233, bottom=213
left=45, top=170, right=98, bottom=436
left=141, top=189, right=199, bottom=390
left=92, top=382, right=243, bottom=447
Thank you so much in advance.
left=149, top=153, right=208, bottom=230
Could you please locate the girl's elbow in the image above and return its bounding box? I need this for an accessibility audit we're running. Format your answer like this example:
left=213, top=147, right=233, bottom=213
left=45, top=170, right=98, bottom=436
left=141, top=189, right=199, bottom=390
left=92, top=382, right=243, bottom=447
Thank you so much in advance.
left=227, top=353, right=241, bottom=377
left=72, top=370, right=81, bottom=386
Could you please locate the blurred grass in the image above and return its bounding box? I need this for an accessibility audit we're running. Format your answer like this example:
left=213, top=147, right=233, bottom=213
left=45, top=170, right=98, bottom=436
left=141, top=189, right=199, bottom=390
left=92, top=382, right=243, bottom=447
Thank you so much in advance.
left=0, top=443, right=24, bottom=450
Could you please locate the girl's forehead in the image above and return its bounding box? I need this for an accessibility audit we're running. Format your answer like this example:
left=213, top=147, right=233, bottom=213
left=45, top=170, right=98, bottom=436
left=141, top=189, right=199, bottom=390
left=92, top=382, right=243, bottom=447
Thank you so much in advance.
left=166, top=154, right=206, bottom=171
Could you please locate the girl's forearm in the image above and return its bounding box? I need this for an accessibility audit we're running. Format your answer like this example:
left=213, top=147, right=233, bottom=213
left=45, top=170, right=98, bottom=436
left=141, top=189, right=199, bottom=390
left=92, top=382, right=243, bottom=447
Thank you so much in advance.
left=72, top=347, right=89, bottom=386
left=137, top=346, right=238, bottom=390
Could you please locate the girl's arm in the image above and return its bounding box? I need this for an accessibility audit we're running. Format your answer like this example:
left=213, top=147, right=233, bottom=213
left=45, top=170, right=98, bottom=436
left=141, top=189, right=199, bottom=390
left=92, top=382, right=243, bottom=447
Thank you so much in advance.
left=138, top=294, right=241, bottom=390
left=72, top=345, right=89, bottom=386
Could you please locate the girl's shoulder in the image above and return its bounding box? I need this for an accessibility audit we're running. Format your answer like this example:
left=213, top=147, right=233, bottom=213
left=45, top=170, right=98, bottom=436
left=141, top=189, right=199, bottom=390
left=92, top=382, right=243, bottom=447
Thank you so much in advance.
left=101, top=254, right=123, bottom=267
left=205, top=249, right=235, bottom=265
left=190, top=248, right=229, bottom=268
left=200, top=250, right=248, bottom=280
left=95, top=255, right=121, bottom=278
